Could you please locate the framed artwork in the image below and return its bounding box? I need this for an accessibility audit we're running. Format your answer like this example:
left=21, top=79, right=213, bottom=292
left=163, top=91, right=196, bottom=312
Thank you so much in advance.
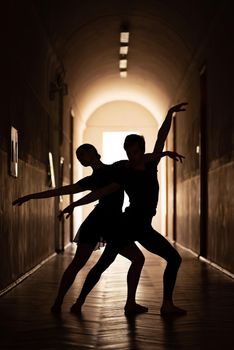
left=10, top=126, right=18, bottom=177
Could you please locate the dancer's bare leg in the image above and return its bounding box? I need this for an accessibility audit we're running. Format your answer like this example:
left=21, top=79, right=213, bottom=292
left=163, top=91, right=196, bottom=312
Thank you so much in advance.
left=70, top=242, right=147, bottom=316
left=139, top=228, right=187, bottom=316
left=70, top=243, right=119, bottom=314
left=120, top=244, right=148, bottom=316
left=51, top=242, right=96, bottom=313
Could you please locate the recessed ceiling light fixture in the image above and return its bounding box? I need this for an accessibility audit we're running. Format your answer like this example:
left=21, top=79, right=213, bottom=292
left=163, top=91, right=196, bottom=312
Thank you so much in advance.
left=120, top=31, right=130, bottom=44
left=119, top=24, right=130, bottom=78
left=120, top=70, right=127, bottom=78
left=120, top=45, right=128, bottom=55
left=119, top=59, right=127, bottom=69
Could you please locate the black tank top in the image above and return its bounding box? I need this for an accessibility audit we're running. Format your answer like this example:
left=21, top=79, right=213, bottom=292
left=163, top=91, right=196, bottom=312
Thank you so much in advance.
left=110, top=160, right=159, bottom=216
left=78, top=165, right=124, bottom=213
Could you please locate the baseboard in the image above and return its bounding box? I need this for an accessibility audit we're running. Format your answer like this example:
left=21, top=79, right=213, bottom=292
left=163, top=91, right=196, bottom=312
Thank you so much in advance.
left=174, top=241, right=199, bottom=257
left=198, top=256, right=234, bottom=280
left=175, top=241, right=234, bottom=280
left=0, top=242, right=74, bottom=297
left=0, top=252, right=59, bottom=297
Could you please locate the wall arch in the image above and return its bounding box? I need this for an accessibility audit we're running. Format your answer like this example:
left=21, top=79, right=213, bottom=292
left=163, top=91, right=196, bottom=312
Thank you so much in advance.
left=73, top=100, right=167, bottom=237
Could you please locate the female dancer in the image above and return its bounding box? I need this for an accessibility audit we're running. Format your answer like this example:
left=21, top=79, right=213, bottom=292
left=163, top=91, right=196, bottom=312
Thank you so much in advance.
left=13, top=144, right=147, bottom=315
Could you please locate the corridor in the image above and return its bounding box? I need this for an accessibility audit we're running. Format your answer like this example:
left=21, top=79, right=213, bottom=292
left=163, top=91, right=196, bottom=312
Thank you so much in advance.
left=1, top=1, right=234, bottom=349
left=1, top=244, right=233, bottom=350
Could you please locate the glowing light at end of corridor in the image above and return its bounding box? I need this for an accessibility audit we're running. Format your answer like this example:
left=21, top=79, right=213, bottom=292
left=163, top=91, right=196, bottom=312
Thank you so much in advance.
left=80, top=87, right=167, bottom=126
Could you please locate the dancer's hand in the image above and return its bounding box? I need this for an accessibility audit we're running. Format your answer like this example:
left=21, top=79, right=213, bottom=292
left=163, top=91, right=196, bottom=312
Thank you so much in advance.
left=12, top=195, right=31, bottom=206
left=166, top=151, right=185, bottom=163
left=168, top=102, right=188, bottom=115
left=58, top=203, right=75, bottom=220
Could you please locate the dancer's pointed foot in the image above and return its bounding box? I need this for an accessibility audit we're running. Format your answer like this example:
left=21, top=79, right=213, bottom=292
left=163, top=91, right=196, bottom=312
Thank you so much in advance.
left=124, top=303, right=149, bottom=317
left=51, top=303, right=62, bottom=314
left=160, top=302, right=187, bottom=317
left=70, top=300, right=83, bottom=315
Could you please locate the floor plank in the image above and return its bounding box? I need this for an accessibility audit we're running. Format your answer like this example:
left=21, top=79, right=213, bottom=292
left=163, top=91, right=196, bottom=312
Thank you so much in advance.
left=0, top=243, right=234, bottom=349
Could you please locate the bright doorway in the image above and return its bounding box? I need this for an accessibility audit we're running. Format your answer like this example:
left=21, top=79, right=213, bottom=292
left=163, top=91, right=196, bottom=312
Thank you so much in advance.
left=102, top=131, right=137, bottom=211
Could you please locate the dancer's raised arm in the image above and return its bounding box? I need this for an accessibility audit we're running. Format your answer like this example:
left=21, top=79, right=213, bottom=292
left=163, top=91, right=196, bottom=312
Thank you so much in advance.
left=154, top=102, right=187, bottom=154
left=143, top=103, right=187, bottom=164
left=144, top=102, right=187, bottom=165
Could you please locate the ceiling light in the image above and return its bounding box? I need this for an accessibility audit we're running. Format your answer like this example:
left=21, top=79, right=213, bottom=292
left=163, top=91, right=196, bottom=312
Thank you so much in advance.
left=120, top=32, right=129, bottom=43
left=120, top=71, right=127, bottom=78
left=120, top=45, right=128, bottom=55
left=119, top=59, right=127, bottom=69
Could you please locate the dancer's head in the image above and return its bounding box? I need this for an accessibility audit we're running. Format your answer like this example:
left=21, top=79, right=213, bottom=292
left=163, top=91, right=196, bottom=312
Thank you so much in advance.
left=124, top=134, right=145, bottom=163
left=76, top=144, right=101, bottom=166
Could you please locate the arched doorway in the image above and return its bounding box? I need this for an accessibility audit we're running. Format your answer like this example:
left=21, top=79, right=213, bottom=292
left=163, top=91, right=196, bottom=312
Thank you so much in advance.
left=73, top=100, right=167, bottom=237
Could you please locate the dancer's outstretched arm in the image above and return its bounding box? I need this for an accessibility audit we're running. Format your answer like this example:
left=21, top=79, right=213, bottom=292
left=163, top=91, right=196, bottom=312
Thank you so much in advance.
left=59, top=183, right=121, bottom=219
left=12, top=176, right=93, bottom=206
left=144, top=150, right=185, bottom=164
left=162, top=151, right=185, bottom=163
left=59, top=149, right=185, bottom=220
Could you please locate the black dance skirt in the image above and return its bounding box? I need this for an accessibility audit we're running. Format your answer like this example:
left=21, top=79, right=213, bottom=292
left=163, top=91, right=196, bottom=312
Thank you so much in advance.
left=73, top=206, right=122, bottom=245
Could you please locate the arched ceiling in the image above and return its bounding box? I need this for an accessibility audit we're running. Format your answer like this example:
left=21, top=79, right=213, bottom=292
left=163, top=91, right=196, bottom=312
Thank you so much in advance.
left=35, top=0, right=220, bottom=122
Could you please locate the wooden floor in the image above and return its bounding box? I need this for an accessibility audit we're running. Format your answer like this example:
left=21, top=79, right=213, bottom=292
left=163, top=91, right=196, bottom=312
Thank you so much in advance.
left=1, top=243, right=234, bottom=350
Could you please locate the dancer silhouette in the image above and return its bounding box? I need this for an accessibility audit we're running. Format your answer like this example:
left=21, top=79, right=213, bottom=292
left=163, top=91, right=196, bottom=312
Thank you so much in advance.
left=60, top=103, right=188, bottom=316
left=13, top=144, right=146, bottom=315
